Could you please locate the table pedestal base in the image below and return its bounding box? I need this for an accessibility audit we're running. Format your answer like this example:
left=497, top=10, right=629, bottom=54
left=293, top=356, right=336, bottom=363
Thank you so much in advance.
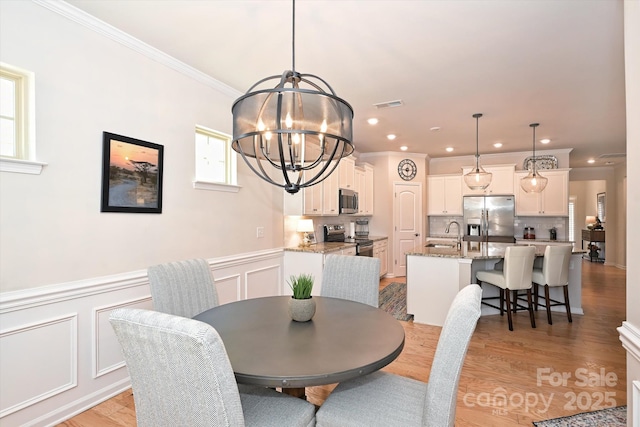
left=282, top=387, right=306, bottom=399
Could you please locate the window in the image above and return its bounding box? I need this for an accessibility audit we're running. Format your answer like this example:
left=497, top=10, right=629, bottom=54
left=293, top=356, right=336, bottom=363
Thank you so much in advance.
left=0, top=62, right=44, bottom=174
left=568, top=196, right=576, bottom=244
left=193, top=126, right=239, bottom=192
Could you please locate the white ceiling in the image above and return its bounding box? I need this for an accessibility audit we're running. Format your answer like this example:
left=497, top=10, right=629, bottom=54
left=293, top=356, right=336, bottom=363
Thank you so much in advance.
left=65, top=0, right=627, bottom=169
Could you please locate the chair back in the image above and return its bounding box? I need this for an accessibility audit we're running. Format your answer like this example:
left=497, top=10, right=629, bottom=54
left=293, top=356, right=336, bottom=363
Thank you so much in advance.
left=148, top=258, right=219, bottom=318
left=541, top=245, right=572, bottom=287
left=109, top=308, right=245, bottom=427
left=321, top=254, right=380, bottom=307
left=503, top=246, right=536, bottom=290
left=423, top=284, right=482, bottom=427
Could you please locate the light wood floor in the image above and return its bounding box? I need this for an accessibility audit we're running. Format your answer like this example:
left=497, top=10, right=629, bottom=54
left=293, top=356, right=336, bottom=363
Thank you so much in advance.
left=58, top=260, right=626, bottom=426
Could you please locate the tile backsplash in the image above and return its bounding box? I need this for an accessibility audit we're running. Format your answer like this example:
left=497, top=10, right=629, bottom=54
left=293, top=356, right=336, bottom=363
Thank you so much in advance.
left=428, top=216, right=569, bottom=241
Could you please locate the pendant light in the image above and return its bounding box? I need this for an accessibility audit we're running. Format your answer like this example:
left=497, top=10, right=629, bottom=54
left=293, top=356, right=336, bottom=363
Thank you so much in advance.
left=520, top=123, right=548, bottom=193
left=464, top=113, right=492, bottom=190
left=231, top=0, right=354, bottom=194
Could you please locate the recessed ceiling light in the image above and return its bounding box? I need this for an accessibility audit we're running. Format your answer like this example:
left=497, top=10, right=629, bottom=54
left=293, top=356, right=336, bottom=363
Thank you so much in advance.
left=400, top=146, right=408, bottom=151
left=587, top=159, right=595, bottom=164
left=445, top=147, right=454, bottom=152
left=387, top=134, right=396, bottom=140
left=540, top=138, right=551, bottom=144
left=367, top=118, right=378, bottom=125
left=605, top=161, right=614, bottom=165
left=493, top=142, right=503, bottom=148
left=430, top=126, right=441, bottom=131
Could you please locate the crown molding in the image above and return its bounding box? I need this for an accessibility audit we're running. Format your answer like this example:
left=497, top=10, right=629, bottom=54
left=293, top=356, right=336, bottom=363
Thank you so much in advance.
left=32, top=0, right=242, bottom=99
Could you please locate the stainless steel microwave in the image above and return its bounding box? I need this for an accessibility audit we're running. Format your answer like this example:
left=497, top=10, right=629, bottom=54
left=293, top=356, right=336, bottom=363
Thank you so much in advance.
left=339, top=188, right=358, bottom=214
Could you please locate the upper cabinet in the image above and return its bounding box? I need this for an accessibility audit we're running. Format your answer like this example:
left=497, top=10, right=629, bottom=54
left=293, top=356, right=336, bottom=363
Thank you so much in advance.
left=339, top=156, right=355, bottom=190
left=284, top=156, right=372, bottom=217
left=427, top=174, right=463, bottom=216
left=461, top=164, right=515, bottom=196
left=354, top=164, right=374, bottom=216
left=514, top=169, right=569, bottom=216
left=322, top=163, right=340, bottom=215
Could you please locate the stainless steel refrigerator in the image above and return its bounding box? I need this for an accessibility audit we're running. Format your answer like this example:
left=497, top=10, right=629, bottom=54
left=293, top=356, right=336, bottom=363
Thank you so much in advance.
left=463, top=195, right=515, bottom=243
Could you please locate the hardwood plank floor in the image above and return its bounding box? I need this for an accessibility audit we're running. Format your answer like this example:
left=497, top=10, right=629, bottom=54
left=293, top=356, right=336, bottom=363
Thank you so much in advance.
left=58, top=260, right=626, bottom=426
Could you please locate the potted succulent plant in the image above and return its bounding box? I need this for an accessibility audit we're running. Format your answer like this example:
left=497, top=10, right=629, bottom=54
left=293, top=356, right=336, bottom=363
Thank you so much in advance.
left=288, top=273, right=315, bottom=322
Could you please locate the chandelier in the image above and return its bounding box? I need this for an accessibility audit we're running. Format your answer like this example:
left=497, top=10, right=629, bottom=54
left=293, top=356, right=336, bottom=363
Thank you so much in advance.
left=464, top=113, right=492, bottom=190
left=520, top=123, right=548, bottom=193
left=231, top=0, right=354, bottom=194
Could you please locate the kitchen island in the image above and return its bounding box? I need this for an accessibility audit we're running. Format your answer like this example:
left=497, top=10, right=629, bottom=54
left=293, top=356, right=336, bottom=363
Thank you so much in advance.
left=406, top=242, right=585, bottom=326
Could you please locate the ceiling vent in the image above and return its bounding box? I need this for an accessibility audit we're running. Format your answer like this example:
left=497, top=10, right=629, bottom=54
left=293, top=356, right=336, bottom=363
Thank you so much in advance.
left=374, top=100, right=404, bottom=109
left=599, top=153, right=626, bottom=159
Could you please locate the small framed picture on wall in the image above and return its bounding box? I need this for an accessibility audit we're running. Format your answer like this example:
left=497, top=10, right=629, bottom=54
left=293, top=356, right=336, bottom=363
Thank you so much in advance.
left=101, top=132, right=164, bottom=213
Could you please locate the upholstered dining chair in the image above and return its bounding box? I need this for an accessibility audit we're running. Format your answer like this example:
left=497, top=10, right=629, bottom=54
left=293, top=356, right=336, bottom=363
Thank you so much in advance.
left=476, top=245, right=536, bottom=331
left=321, top=254, right=380, bottom=307
left=110, top=308, right=316, bottom=427
left=532, top=245, right=573, bottom=325
left=148, top=258, right=219, bottom=318
left=315, top=284, right=481, bottom=427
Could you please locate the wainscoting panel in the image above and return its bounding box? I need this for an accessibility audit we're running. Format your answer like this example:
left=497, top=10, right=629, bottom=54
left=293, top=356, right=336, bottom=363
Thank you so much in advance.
left=215, top=274, right=242, bottom=305
left=0, top=248, right=284, bottom=426
left=0, top=314, right=77, bottom=418
left=245, top=264, right=282, bottom=299
left=94, top=297, right=154, bottom=378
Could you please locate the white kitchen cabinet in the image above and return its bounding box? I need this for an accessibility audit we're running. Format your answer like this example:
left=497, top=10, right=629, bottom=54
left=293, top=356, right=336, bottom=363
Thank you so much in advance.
left=339, top=156, right=355, bottom=190
left=283, top=247, right=357, bottom=295
left=514, top=169, right=569, bottom=216
left=354, top=164, right=374, bottom=216
left=322, top=162, right=340, bottom=215
left=363, top=164, right=374, bottom=215
left=461, top=164, right=515, bottom=196
left=342, top=246, right=357, bottom=256
left=427, top=174, right=463, bottom=215
left=354, top=166, right=365, bottom=214
left=283, top=155, right=340, bottom=216
left=374, top=239, right=388, bottom=277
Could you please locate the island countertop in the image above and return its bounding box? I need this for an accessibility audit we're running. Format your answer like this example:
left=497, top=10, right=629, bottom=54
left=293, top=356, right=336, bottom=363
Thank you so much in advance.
left=406, top=242, right=586, bottom=260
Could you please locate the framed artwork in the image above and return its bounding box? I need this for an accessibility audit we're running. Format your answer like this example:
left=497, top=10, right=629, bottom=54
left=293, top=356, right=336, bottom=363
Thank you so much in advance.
left=101, top=132, right=164, bottom=213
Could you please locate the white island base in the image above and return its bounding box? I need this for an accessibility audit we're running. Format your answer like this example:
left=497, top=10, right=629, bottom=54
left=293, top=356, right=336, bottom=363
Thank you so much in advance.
left=407, top=251, right=583, bottom=327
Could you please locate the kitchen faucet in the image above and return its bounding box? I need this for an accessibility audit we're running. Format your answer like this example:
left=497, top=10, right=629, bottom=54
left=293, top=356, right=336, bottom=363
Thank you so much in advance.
left=445, top=221, right=462, bottom=251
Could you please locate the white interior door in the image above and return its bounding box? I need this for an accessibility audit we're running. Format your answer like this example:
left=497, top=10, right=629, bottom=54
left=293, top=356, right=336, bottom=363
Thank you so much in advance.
left=393, top=182, right=423, bottom=277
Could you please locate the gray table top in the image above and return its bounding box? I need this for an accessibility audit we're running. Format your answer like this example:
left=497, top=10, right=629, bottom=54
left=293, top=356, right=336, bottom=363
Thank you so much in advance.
left=193, top=296, right=405, bottom=388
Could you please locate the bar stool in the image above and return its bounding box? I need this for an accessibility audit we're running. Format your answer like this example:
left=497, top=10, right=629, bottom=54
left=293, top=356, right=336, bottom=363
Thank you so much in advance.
left=532, top=245, right=573, bottom=325
left=476, top=246, right=536, bottom=331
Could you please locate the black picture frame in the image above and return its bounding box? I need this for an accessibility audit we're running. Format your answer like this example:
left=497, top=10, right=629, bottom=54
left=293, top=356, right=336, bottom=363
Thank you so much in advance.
left=101, top=132, right=164, bottom=213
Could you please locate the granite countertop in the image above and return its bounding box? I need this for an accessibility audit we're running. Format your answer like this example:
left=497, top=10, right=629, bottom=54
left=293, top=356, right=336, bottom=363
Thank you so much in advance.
left=284, top=235, right=388, bottom=254
left=407, top=242, right=586, bottom=260
left=284, top=242, right=356, bottom=254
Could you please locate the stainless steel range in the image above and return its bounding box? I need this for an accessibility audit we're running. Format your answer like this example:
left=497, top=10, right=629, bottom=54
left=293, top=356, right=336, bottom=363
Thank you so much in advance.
left=323, top=224, right=374, bottom=257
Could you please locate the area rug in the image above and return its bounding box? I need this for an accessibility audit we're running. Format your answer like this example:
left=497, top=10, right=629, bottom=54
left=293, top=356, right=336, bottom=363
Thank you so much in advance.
left=532, top=405, right=626, bottom=426
left=379, top=282, right=414, bottom=321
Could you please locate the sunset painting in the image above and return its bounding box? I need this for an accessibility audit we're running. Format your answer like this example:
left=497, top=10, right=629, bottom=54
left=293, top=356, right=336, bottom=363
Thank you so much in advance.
left=101, top=132, right=164, bottom=213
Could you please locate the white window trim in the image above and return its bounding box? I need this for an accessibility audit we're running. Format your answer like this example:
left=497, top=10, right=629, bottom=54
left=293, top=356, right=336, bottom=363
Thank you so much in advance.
left=193, top=125, right=239, bottom=192
left=1, top=62, right=43, bottom=174
left=0, top=157, right=47, bottom=175
left=192, top=180, right=241, bottom=193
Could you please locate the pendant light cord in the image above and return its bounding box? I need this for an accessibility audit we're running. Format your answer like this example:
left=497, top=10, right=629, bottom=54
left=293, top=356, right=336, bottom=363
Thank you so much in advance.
left=292, top=0, right=296, bottom=73
left=475, top=115, right=479, bottom=169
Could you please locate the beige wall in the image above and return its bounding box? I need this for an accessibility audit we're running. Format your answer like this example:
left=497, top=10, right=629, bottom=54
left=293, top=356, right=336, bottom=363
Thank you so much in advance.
left=0, top=1, right=284, bottom=293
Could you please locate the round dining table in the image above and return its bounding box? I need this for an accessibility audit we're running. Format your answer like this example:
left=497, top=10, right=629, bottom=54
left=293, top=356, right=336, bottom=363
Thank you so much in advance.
left=193, top=295, right=405, bottom=397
